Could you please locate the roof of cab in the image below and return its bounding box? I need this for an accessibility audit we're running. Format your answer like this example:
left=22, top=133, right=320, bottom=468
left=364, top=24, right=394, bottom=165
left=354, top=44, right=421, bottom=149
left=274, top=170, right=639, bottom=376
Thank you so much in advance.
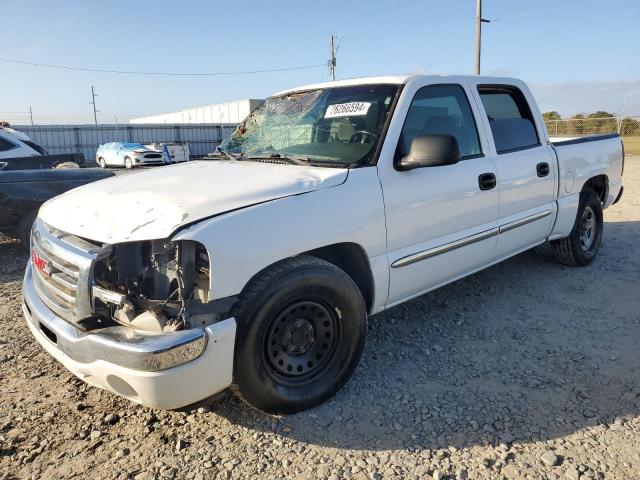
left=272, top=74, right=524, bottom=96
left=274, top=75, right=416, bottom=96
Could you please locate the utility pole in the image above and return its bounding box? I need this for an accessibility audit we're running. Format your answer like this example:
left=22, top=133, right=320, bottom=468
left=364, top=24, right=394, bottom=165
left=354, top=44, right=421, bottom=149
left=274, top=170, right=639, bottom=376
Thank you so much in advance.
left=328, top=35, right=337, bottom=81
left=29, top=106, right=34, bottom=126
left=90, top=85, right=99, bottom=125
left=475, top=0, right=491, bottom=75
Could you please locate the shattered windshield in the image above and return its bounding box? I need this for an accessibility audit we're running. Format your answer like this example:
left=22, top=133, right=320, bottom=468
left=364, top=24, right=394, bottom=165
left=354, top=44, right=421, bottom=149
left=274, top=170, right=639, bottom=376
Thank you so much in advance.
left=220, top=84, right=400, bottom=166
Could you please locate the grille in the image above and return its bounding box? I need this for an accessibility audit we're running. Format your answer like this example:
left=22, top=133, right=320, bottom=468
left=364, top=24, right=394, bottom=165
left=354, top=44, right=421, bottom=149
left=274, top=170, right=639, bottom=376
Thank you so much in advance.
left=31, top=219, right=110, bottom=323
left=32, top=243, right=80, bottom=314
left=143, top=153, right=162, bottom=159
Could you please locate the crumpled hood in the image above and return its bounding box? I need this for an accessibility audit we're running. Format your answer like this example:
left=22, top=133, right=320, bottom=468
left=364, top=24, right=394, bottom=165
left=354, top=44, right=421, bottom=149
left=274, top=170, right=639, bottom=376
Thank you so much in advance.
left=39, top=160, right=348, bottom=243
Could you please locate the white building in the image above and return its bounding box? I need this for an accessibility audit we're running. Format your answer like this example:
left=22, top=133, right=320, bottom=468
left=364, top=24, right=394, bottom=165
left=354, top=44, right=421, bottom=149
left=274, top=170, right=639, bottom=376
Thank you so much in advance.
left=130, top=99, right=263, bottom=125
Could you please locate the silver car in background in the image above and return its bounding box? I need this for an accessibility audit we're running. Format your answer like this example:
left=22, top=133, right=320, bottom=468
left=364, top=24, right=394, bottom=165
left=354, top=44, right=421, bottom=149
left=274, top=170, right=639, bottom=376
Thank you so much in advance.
left=96, top=142, right=164, bottom=169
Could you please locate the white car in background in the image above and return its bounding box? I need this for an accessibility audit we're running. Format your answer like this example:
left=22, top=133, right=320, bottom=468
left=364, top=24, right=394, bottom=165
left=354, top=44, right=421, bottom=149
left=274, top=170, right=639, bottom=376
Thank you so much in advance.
left=96, top=142, right=164, bottom=169
left=145, top=142, right=190, bottom=163
left=0, top=126, right=48, bottom=159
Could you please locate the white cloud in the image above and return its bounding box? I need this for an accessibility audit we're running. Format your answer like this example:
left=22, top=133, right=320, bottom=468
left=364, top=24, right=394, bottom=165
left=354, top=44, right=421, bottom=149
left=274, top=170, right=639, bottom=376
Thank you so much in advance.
left=530, top=80, right=640, bottom=117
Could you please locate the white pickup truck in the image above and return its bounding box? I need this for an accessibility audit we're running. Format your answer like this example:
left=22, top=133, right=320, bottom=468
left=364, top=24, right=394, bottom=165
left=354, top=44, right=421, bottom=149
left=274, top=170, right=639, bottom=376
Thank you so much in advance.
left=23, top=75, right=624, bottom=414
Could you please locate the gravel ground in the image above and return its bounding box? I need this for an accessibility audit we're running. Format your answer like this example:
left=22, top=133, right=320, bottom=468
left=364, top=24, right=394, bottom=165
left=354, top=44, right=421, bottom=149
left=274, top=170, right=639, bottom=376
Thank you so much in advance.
left=1, top=158, right=639, bottom=480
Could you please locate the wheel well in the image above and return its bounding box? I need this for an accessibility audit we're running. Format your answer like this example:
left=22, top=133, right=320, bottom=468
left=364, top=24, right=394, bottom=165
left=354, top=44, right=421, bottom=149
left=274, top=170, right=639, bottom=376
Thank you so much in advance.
left=303, top=243, right=374, bottom=313
left=583, top=175, right=608, bottom=203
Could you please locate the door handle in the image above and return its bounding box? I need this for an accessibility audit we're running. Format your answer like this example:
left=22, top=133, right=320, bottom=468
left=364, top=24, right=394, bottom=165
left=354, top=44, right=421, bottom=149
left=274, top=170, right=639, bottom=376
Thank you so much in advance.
left=478, top=172, right=496, bottom=191
left=537, top=162, right=550, bottom=177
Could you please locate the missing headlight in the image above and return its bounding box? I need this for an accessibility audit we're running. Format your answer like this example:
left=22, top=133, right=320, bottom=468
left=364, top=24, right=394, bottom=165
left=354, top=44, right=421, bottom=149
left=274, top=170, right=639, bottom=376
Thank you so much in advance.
left=92, top=240, right=212, bottom=332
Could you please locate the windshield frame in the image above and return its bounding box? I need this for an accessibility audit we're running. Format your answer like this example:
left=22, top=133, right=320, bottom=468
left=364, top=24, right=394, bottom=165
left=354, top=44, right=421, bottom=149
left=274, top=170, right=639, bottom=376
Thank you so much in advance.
left=221, top=83, right=404, bottom=168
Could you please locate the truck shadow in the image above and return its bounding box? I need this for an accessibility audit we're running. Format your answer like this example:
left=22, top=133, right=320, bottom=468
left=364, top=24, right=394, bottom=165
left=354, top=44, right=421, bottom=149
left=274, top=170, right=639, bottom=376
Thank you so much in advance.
left=211, top=219, right=640, bottom=451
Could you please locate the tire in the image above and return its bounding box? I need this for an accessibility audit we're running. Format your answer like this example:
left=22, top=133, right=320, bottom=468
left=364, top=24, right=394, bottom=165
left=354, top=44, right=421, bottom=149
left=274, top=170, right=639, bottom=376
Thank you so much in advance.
left=17, top=209, right=38, bottom=251
left=98, top=158, right=106, bottom=168
left=551, top=189, right=603, bottom=266
left=231, top=255, right=367, bottom=414
left=124, top=157, right=133, bottom=169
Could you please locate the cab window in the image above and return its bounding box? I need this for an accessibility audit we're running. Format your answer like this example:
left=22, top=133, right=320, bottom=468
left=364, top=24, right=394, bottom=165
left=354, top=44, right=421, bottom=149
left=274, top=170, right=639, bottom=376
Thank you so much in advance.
left=396, top=84, right=482, bottom=161
left=478, top=85, right=540, bottom=153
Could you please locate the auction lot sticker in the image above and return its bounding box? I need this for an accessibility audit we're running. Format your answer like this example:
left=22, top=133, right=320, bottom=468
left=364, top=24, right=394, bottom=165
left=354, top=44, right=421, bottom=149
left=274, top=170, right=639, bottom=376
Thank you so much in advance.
left=325, top=102, right=371, bottom=118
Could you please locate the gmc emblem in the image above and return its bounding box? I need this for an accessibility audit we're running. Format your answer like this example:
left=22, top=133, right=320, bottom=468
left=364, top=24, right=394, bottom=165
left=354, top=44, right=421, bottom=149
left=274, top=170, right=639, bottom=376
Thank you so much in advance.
left=32, top=250, right=51, bottom=276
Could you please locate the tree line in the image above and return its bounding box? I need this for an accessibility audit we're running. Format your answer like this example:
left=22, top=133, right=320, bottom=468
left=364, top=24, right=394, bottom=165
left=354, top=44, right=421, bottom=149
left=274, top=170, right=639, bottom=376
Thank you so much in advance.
left=542, top=111, right=639, bottom=136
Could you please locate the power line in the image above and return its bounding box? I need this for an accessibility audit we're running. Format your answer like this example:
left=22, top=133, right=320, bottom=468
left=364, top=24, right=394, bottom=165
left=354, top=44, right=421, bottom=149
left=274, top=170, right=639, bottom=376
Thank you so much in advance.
left=489, top=0, right=614, bottom=22
left=0, top=57, right=326, bottom=76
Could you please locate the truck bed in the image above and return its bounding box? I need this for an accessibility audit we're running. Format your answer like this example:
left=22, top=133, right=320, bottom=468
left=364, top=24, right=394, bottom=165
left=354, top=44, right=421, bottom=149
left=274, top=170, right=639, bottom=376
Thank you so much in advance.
left=548, top=133, right=624, bottom=241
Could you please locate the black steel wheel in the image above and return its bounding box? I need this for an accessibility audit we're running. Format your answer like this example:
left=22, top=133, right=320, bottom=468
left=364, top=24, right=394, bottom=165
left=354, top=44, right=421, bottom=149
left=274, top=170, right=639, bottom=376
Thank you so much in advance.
left=264, top=299, right=339, bottom=384
left=551, top=188, right=603, bottom=266
left=231, top=255, right=367, bottom=414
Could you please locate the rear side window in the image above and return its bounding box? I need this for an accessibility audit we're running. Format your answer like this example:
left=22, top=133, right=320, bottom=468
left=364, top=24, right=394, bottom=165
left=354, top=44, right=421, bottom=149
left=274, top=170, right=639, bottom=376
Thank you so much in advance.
left=0, top=136, right=18, bottom=152
left=397, top=84, right=482, bottom=160
left=478, top=86, right=539, bottom=154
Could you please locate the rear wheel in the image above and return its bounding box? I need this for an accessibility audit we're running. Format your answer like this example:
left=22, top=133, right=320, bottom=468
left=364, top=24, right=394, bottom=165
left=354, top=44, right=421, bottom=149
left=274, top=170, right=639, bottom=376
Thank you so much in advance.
left=98, top=157, right=106, bottom=168
left=551, top=189, right=603, bottom=266
left=231, top=255, right=367, bottom=414
left=124, top=157, right=133, bottom=169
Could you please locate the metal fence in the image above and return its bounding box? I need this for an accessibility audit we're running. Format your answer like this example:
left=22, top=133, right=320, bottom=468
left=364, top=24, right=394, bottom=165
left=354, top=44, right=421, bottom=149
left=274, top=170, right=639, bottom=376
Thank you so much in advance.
left=12, top=123, right=237, bottom=162
left=544, top=117, right=640, bottom=137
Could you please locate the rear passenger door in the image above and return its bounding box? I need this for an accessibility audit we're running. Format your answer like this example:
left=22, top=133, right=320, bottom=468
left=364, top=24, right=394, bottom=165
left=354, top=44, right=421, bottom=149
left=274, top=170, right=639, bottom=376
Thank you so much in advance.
left=472, top=83, right=557, bottom=258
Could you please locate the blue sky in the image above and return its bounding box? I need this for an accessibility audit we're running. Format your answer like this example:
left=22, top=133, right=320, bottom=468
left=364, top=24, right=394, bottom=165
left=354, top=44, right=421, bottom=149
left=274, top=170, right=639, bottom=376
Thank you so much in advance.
left=1, top=0, right=639, bottom=124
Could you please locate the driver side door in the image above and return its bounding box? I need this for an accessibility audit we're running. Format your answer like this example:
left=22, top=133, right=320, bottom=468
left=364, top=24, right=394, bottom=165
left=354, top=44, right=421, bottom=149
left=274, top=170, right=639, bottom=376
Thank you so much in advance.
left=377, top=81, right=500, bottom=306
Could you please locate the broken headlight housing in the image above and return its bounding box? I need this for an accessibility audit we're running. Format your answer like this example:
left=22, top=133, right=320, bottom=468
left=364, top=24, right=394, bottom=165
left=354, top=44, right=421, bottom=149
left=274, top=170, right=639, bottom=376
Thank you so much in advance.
left=92, top=239, right=213, bottom=332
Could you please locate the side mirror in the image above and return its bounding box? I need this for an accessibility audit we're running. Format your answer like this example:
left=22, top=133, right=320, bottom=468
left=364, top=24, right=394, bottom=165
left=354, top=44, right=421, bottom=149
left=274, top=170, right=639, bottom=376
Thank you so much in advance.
left=398, top=134, right=461, bottom=170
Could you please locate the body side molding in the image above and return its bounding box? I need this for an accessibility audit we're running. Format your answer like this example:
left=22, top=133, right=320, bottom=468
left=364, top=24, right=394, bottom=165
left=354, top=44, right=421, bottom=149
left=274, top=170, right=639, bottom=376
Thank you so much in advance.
left=391, top=228, right=499, bottom=268
left=392, top=209, right=553, bottom=269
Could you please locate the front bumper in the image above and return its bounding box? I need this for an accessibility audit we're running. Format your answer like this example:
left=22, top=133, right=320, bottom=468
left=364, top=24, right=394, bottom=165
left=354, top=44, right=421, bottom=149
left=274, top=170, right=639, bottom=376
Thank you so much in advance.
left=134, top=156, right=165, bottom=165
left=22, top=263, right=236, bottom=409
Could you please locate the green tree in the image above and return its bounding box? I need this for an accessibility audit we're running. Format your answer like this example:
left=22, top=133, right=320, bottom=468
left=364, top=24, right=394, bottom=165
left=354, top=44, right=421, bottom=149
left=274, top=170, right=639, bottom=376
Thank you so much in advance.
left=569, top=114, right=586, bottom=135
left=586, top=111, right=616, bottom=133
left=543, top=111, right=562, bottom=121
left=620, top=117, right=640, bottom=136
left=587, top=111, right=615, bottom=118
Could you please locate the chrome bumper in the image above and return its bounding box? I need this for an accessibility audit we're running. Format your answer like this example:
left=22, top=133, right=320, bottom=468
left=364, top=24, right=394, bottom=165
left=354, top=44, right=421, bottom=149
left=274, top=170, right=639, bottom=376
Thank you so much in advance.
left=23, top=263, right=206, bottom=371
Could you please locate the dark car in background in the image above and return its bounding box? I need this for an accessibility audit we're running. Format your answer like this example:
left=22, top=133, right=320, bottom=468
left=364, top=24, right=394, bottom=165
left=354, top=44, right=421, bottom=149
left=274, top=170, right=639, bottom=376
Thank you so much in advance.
left=0, top=167, right=114, bottom=247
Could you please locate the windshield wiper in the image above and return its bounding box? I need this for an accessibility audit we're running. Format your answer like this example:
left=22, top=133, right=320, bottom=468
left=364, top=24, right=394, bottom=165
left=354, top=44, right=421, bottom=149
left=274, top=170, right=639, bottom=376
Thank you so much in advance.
left=246, top=153, right=310, bottom=166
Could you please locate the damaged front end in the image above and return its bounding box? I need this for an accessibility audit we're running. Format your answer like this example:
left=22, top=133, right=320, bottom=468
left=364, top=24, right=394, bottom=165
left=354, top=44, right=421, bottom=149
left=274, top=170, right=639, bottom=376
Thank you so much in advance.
left=24, top=219, right=237, bottom=408
left=91, top=239, right=228, bottom=333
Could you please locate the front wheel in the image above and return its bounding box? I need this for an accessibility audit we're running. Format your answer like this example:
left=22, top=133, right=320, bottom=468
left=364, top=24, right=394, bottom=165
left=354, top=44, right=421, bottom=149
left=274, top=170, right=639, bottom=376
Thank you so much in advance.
left=551, top=189, right=603, bottom=266
left=124, top=156, right=133, bottom=169
left=98, top=157, right=106, bottom=168
left=232, top=256, right=367, bottom=414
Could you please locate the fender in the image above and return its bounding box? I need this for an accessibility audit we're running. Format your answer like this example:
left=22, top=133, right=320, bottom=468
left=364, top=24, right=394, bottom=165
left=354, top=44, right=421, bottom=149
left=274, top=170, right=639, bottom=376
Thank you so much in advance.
left=172, top=167, right=390, bottom=314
